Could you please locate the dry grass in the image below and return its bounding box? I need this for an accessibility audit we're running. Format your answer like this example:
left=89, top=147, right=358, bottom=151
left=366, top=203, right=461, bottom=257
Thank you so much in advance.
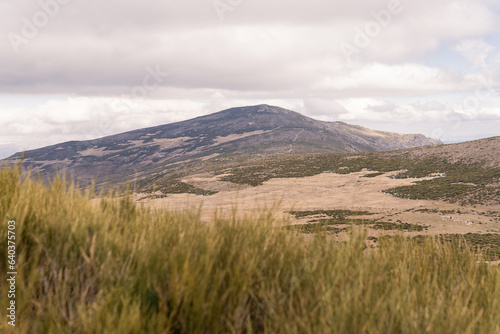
left=0, top=164, right=499, bottom=333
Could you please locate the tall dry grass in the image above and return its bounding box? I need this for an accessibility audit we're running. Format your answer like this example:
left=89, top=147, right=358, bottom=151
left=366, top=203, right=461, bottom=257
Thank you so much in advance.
left=0, top=164, right=499, bottom=333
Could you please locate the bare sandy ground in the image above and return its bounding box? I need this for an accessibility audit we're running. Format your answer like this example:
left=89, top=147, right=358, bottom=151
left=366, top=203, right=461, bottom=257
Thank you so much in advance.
left=138, top=170, right=500, bottom=236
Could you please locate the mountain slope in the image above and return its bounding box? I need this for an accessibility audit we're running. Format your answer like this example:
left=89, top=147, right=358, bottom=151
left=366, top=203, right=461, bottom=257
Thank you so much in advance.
left=198, top=136, right=499, bottom=205
left=5, top=104, right=441, bottom=183
left=384, top=135, right=500, bottom=167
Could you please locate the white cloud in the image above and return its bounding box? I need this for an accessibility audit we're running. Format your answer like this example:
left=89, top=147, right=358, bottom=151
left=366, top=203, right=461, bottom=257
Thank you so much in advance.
left=0, top=0, right=499, bottom=156
left=0, top=0, right=498, bottom=95
left=314, top=63, right=467, bottom=96
left=455, top=39, right=496, bottom=69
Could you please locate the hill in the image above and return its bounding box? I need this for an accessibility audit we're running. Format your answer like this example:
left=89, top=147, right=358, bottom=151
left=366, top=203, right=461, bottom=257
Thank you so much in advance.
left=195, top=136, right=500, bottom=206
left=384, top=135, right=500, bottom=167
left=5, top=104, right=440, bottom=184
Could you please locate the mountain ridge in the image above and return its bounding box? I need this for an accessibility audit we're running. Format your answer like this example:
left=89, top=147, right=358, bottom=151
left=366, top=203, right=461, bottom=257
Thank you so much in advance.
left=5, top=104, right=442, bottom=183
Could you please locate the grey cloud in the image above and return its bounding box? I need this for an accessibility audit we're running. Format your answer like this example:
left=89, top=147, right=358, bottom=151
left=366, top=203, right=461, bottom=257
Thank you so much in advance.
left=0, top=0, right=499, bottom=152
left=0, top=0, right=497, bottom=97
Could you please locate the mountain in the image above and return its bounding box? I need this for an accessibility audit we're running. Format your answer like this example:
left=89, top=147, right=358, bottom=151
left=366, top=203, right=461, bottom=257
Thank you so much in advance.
left=5, top=104, right=441, bottom=183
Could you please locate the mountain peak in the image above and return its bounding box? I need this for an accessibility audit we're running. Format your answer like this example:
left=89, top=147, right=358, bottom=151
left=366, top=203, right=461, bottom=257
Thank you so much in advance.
left=217, top=104, right=299, bottom=116
left=252, top=104, right=291, bottom=113
left=6, top=105, right=441, bottom=183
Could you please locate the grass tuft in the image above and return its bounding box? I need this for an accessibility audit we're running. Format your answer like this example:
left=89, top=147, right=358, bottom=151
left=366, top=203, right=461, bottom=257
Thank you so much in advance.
left=0, top=164, right=499, bottom=333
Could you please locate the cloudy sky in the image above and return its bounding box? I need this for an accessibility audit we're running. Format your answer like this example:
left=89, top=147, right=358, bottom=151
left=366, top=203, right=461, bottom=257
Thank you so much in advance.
left=1, top=0, right=500, bottom=158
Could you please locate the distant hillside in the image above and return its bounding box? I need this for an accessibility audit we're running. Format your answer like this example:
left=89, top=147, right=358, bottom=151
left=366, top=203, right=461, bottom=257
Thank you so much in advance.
left=384, top=136, right=500, bottom=167
left=5, top=104, right=440, bottom=183
left=198, top=136, right=499, bottom=206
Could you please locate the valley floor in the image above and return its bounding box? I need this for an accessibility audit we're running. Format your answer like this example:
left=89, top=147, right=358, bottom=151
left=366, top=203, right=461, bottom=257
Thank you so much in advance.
left=137, top=169, right=500, bottom=236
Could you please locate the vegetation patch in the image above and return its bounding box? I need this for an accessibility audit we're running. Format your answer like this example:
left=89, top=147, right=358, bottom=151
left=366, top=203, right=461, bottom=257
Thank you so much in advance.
left=412, top=234, right=500, bottom=261
left=290, top=210, right=426, bottom=231
left=307, top=218, right=427, bottom=232
left=283, top=223, right=347, bottom=234
left=310, top=218, right=371, bottom=225
left=371, top=222, right=427, bottom=232
left=288, top=209, right=374, bottom=219
left=413, top=208, right=456, bottom=215
left=143, top=179, right=217, bottom=196
left=380, top=233, right=500, bottom=261
left=1, top=165, right=499, bottom=333
left=219, top=152, right=500, bottom=205
left=362, top=172, right=384, bottom=178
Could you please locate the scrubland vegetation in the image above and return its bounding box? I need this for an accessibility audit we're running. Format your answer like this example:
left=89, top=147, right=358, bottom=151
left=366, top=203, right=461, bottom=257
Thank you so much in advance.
left=1, top=165, right=499, bottom=333
left=219, top=153, right=500, bottom=205
left=287, top=210, right=428, bottom=233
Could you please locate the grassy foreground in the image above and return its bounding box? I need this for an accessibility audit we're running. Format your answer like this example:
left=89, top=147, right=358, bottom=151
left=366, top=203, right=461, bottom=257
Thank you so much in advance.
left=1, top=165, right=499, bottom=333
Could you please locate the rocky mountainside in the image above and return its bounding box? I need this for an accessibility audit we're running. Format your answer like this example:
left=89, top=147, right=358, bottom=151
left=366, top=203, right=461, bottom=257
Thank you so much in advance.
left=5, top=104, right=441, bottom=183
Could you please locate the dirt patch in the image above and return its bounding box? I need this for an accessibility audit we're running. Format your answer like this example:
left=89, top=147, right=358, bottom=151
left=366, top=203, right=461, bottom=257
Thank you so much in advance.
left=140, top=169, right=500, bottom=236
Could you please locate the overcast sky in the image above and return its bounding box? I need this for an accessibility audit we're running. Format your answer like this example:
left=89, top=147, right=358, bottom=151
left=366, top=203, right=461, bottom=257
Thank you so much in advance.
left=1, top=0, right=500, bottom=158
